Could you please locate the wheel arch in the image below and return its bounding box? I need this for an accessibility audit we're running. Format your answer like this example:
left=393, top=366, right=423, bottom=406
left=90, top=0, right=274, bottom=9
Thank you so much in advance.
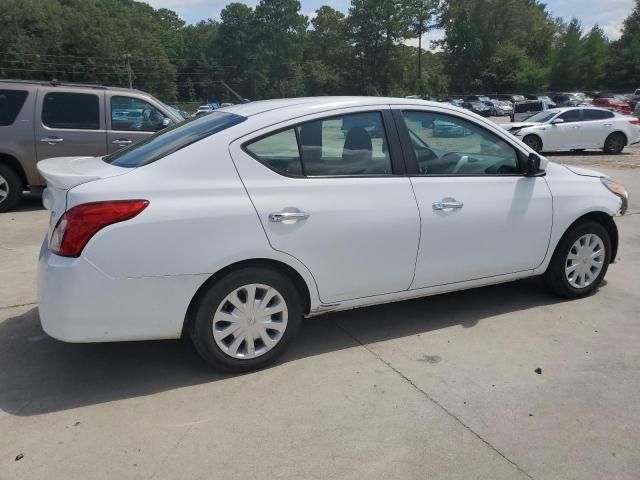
left=182, top=258, right=313, bottom=337
left=0, top=152, right=28, bottom=188
left=522, top=133, right=543, bottom=152
left=553, top=211, right=619, bottom=265
left=606, top=130, right=628, bottom=146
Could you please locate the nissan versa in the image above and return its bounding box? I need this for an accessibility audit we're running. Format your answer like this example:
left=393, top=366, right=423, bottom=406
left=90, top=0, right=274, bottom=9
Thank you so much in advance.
left=37, top=97, right=629, bottom=372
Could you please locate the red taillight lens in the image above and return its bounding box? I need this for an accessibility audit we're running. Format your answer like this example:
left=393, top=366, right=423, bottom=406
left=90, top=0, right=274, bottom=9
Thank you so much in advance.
left=50, top=200, right=149, bottom=257
left=629, top=118, right=640, bottom=125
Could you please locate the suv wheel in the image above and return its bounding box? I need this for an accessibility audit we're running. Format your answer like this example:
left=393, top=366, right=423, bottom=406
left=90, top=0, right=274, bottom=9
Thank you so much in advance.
left=189, top=267, right=302, bottom=372
left=543, top=221, right=611, bottom=298
left=0, top=164, right=22, bottom=213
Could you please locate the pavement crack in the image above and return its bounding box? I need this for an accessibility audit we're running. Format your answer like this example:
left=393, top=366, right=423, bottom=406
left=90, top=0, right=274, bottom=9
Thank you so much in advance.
left=330, top=316, right=536, bottom=480
left=0, top=301, right=37, bottom=311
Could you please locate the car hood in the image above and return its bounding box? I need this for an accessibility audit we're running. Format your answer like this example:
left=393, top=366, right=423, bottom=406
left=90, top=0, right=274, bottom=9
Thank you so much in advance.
left=500, top=122, right=540, bottom=130
left=564, top=165, right=606, bottom=178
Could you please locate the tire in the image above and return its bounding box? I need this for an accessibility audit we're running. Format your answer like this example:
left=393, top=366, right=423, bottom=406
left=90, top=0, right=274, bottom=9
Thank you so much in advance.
left=543, top=220, right=611, bottom=299
left=522, top=134, right=543, bottom=153
left=603, top=132, right=626, bottom=154
left=189, top=266, right=303, bottom=372
left=0, top=164, right=22, bottom=213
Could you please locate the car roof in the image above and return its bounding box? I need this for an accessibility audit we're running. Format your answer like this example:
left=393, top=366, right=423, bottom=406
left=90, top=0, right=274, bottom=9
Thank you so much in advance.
left=0, top=78, right=148, bottom=95
left=220, top=96, right=449, bottom=118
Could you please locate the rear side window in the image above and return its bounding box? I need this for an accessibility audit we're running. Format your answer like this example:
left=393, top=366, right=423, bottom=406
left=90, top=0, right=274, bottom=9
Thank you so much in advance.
left=515, top=102, right=542, bottom=113
left=583, top=109, right=614, bottom=120
left=0, top=89, right=28, bottom=126
left=246, top=129, right=302, bottom=176
left=42, top=92, right=100, bottom=130
left=104, top=111, right=246, bottom=168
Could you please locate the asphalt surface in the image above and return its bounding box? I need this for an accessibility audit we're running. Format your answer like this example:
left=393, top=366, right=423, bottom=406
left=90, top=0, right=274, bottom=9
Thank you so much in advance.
left=1, top=138, right=639, bottom=479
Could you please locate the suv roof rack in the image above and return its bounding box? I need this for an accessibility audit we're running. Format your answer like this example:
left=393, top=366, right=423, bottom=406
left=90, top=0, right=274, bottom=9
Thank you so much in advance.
left=0, top=78, right=109, bottom=90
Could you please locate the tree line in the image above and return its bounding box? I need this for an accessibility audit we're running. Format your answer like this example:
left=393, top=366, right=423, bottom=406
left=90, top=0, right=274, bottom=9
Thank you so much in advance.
left=1, top=0, right=638, bottom=103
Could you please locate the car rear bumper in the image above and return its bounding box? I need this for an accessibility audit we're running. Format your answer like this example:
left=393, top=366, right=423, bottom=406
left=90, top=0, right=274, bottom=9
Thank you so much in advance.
left=37, top=238, right=208, bottom=343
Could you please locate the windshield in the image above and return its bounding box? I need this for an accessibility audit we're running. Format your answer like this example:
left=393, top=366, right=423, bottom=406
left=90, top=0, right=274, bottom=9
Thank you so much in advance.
left=104, top=111, right=246, bottom=168
left=525, top=111, right=558, bottom=123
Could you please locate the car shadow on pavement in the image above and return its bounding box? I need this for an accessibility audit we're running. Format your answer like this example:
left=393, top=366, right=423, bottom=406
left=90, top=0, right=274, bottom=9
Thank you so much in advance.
left=0, top=278, right=565, bottom=416
left=14, top=193, right=45, bottom=212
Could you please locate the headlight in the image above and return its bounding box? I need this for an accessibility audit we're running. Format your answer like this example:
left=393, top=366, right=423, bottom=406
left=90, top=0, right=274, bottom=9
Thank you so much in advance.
left=601, top=177, right=629, bottom=215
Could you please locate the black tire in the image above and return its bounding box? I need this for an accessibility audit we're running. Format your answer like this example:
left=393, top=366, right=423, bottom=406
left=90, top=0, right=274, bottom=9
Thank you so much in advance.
left=603, top=132, right=626, bottom=154
left=523, top=134, right=543, bottom=153
left=189, top=266, right=302, bottom=372
left=0, top=164, right=22, bottom=213
left=543, top=220, right=611, bottom=299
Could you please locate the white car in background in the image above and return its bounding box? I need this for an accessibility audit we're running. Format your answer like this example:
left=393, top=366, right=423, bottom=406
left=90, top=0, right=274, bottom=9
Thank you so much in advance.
left=502, top=107, right=640, bottom=154
left=37, top=97, right=628, bottom=372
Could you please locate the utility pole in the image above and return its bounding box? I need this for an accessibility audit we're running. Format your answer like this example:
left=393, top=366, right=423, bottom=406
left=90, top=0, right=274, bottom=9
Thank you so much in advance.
left=124, top=54, right=133, bottom=89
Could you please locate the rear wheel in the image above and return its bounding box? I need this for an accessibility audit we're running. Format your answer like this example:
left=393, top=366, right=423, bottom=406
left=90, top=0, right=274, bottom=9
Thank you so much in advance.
left=0, top=164, right=22, bottom=213
left=522, top=134, right=543, bottom=153
left=543, top=220, right=611, bottom=298
left=603, top=132, right=626, bottom=154
left=189, top=267, right=302, bottom=372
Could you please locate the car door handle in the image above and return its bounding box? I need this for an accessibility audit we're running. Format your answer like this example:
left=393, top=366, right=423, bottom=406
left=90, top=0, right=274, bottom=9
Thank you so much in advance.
left=604, top=123, right=612, bottom=126
left=269, top=211, right=310, bottom=222
left=572, top=125, right=582, bottom=129
left=111, top=139, right=133, bottom=145
left=40, top=136, right=63, bottom=144
left=432, top=201, right=464, bottom=210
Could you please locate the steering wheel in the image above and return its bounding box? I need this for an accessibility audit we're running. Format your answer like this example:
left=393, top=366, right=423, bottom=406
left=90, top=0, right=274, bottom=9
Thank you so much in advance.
left=451, top=155, right=470, bottom=174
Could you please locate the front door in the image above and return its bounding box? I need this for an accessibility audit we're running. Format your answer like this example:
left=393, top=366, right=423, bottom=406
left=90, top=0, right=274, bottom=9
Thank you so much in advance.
left=394, top=107, right=553, bottom=289
left=35, top=89, right=107, bottom=161
left=230, top=109, right=421, bottom=304
left=545, top=108, right=585, bottom=149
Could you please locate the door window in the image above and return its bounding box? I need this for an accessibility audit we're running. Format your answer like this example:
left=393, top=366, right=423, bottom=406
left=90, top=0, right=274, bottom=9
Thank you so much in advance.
left=401, top=111, right=520, bottom=175
left=583, top=109, right=614, bottom=121
left=558, top=109, right=582, bottom=123
left=245, top=112, right=392, bottom=177
left=0, top=90, right=28, bottom=126
left=111, top=96, right=167, bottom=132
left=42, top=92, right=100, bottom=130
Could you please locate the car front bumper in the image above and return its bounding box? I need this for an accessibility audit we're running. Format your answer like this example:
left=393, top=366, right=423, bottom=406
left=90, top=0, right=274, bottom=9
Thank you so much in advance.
left=38, top=238, right=208, bottom=343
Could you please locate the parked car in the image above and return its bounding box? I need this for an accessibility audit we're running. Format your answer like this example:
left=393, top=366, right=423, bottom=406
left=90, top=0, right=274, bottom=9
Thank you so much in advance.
left=511, top=100, right=551, bottom=122
left=487, top=100, right=513, bottom=116
left=525, top=94, right=556, bottom=108
left=37, top=97, right=628, bottom=372
left=635, top=102, right=640, bottom=118
left=495, top=94, right=525, bottom=104
left=501, top=107, right=640, bottom=154
left=592, top=97, right=633, bottom=115
left=194, top=105, right=214, bottom=116
left=463, top=101, right=492, bottom=117
left=0, top=80, right=183, bottom=212
left=465, top=95, right=491, bottom=103
left=550, top=93, right=583, bottom=107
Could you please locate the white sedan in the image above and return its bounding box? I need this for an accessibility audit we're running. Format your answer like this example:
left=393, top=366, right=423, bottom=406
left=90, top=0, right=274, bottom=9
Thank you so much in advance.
left=37, top=97, right=628, bottom=372
left=502, top=107, right=640, bottom=154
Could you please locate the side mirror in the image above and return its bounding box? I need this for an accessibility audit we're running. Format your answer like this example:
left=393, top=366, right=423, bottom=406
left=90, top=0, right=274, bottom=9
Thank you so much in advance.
left=551, top=118, right=564, bottom=125
left=522, top=153, right=542, bottom=176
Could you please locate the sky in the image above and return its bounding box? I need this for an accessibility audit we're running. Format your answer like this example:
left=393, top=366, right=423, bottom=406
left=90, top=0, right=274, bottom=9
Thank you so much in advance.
left=145, top=0, right=634, bottom=45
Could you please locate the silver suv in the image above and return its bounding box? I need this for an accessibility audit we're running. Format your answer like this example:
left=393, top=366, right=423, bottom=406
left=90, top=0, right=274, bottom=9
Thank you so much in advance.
left=0, top=80, right=183, bottom=211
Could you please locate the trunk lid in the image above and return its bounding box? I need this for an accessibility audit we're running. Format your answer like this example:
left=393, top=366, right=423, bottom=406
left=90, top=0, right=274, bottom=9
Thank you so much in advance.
left=37, top=156, right=131, bottom=232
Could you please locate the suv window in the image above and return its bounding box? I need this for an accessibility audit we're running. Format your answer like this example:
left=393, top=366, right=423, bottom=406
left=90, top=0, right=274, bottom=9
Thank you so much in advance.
left=111, top=96, right=167, bottom=132
left=401, top=110, right=520, bottom=175
left=0, top=90, right=28, bottom=126
left=42, top=92, right=100, bottom=130
left=558, top=109, right=582, bottom=123
left=104, top=111, right=246, bottom=168
left=515, top=101, right=543, bottom=113
left=583, top=109, right=614, bottom=120
left=246, top=112, right=392, bottom=177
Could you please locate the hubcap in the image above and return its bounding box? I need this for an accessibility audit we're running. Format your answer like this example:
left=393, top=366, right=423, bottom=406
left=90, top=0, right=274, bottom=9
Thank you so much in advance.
left=565, top=234, right=605, bottom=289
left=212, top=284, right=288, bottom=360
left=0, top=175, right=8, bottom=203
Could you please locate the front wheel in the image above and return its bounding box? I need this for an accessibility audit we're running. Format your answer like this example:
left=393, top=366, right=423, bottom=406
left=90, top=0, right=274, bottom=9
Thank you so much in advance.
left=189, top=267, right=302, bottom=372
left=522, top=135, right=543, bottom=153
left=543, top=221, right=611, bottom=298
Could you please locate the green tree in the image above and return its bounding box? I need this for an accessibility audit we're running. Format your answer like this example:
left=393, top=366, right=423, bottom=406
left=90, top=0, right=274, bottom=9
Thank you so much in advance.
left=549, top=18, right=584, bottom=91
left=607, top=0, right=640, bottom=90
left=579, top=26, right=609, bottom=90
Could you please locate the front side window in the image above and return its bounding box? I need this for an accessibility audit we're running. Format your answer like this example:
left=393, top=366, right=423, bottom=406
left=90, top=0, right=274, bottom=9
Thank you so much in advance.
left=583, top=109, right=614, bottom=121
left=402, top=110, right=520, bottom=175
left=104, top=111, right=245, bottom=168
left=42, top=92, right=100, bottom=130
left=245, top=112, right=392, bottom=177
left=0, top=90, right=28, bottom=126
left=111, top=96, right=167, bottom=132
left=558, top=109, right=582, bottom=123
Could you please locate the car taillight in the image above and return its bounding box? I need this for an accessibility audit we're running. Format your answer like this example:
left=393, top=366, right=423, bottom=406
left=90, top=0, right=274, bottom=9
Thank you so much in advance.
left=50, top=200, right=149, bottom=257
left=629, top=118, right=640, bottom=125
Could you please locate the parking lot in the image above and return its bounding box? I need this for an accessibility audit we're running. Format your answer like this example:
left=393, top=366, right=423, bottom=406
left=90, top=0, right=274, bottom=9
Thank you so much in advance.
left=1, top=136, right=639, bottom=479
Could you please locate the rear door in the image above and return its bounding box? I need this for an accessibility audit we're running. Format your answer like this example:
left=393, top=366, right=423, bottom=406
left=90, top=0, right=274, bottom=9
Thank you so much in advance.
left=106, top=93, right=171, bottom=154
left=230, top=108, right=421, bottom=304
left=35, top=89, right=107, bottom=161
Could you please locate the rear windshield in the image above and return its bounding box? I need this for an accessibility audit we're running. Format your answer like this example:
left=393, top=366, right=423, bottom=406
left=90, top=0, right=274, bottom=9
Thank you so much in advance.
left=515, top=102, right=543, bottom=113
left=104, top=111, right=246, bottom=168
left=0, top=89, right=28, bottom=126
